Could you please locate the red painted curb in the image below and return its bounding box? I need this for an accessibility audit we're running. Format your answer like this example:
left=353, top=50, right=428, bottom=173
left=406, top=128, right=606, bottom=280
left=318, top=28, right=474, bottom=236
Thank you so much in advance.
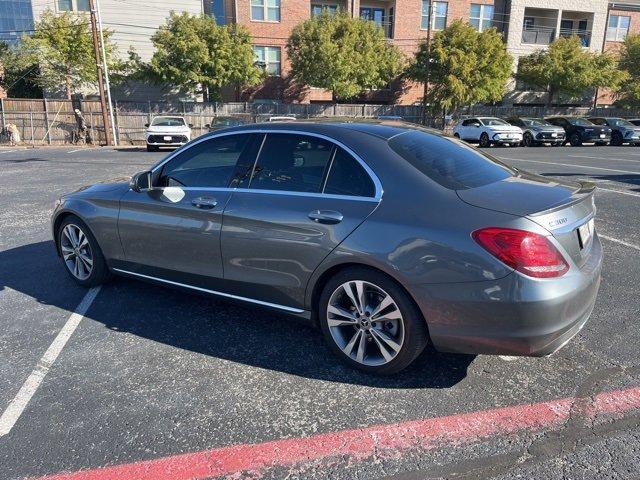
left=32, top=386, right=640, bottom=480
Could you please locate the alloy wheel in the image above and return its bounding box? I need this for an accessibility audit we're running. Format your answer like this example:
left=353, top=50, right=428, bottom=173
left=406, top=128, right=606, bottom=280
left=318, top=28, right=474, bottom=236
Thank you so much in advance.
left=60, top=224, right=93, bottom=280
left=327, top=280, right=405, bottom=367
left=479, top=133, right=490, bottom=148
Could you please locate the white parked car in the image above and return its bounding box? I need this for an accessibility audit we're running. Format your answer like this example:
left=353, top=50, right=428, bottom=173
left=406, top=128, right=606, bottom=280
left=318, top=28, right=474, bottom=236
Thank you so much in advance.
left=144, top=116, right=192, bottom=152
left=453, top=117, right=523, bottom=147
left=267, top=115, right=297, bottom=122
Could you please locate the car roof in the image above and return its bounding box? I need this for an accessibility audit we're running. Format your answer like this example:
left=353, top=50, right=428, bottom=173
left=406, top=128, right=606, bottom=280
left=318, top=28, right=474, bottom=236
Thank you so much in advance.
left=213, top=120, right=437, bottom=140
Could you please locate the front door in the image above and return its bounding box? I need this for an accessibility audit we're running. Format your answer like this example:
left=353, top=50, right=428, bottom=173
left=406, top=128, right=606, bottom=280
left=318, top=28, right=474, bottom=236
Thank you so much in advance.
left=117, top=133, right=255, bottom=285
left=221, top=132, right=380, bottom=310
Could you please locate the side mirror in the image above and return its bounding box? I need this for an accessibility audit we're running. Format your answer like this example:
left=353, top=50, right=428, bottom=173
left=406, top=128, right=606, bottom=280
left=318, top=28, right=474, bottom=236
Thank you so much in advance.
left=204, top=124, right=211, bottom=129
left=130, top=171, right=152, bottom=192
left=144, top=123, right=149, bottom=128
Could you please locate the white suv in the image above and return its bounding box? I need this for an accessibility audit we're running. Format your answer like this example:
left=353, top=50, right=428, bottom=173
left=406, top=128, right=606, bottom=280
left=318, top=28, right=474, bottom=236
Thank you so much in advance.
left=144, top=116, right=192, bottom=152
left=453, top=117, right=523, bottom=147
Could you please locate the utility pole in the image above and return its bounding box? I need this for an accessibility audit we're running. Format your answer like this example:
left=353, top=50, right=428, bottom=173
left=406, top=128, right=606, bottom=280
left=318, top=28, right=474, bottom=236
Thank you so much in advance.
left=88, top=0, right=113, bottom=146
left=95, top=0, right=118, bottom=146
left=421, top=0, right=436, bottom=125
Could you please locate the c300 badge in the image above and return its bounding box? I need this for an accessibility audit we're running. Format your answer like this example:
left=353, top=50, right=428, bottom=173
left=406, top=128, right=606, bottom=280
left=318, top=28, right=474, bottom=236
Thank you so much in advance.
left=549, top=217, right=568, bottom=228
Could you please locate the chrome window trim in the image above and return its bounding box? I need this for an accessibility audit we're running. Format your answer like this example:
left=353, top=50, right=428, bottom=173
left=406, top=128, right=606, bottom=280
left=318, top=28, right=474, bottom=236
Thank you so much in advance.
left=152, top=186, right=379, bottom=203
left=149, top=129, right=383, bottom=201
left=112, top=268, right=305, bottom=313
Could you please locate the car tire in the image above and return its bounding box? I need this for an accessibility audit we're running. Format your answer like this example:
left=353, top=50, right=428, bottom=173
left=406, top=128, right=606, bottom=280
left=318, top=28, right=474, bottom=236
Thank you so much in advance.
left=569, top=133, right=582, bottom=147
left=318, top=267, right=429, bottom=375
left=523, top=132, right=535, bottom=147
left=57, top=215, right=111, bottom=287
left=479, top=132, right=490, bottom=148
left=611, top=132, right=624, bottom=146
left=146, top=144, right=158, bottom=152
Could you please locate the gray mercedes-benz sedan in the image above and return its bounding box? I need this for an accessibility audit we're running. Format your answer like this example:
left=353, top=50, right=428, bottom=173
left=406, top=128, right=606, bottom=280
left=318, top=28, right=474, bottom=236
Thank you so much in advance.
left=52, top=122, right=602, bottom=374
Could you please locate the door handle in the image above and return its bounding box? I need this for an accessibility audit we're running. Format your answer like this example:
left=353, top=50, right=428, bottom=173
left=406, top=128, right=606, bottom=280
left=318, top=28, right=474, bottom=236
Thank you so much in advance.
left=308, top=210, right=343, bottom=224
left=191, top=196, right=218, bottom=209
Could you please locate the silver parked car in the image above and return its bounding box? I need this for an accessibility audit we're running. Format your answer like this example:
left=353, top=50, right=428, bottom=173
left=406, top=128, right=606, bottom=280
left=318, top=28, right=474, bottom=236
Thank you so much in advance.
left=52, top=122, right=602, bottom=374
left=506, top=117, right=565, bottom=147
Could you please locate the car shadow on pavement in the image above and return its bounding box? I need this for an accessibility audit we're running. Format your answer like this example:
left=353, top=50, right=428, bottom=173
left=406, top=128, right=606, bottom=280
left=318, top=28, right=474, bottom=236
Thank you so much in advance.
left=0, top=241, right=475, bottom=389
left=541, top=172, right=640, bottom=192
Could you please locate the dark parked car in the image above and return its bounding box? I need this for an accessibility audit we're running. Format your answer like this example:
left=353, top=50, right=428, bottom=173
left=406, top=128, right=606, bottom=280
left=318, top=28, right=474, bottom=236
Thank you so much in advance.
left=545, top=116, right=611, bottom=146
left=205, top=116, right=248, bottom=132
left=506, top=117, right=565, bottom=147
left=588, top=117, right=640, bottom=146
left=52, top=122, right=602, bottom=374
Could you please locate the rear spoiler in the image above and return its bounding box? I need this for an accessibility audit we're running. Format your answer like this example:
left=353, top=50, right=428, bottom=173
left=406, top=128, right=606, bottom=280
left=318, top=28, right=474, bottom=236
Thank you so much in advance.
left=529, top=182, right=596, bottom=218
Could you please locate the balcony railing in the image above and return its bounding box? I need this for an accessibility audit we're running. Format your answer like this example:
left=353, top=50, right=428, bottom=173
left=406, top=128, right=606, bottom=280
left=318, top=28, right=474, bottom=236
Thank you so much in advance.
left=521, top=26, right=556, bottom=45
left=559, top=27, right=591, bottom=47
left=521, top=26, right=592, bottom=47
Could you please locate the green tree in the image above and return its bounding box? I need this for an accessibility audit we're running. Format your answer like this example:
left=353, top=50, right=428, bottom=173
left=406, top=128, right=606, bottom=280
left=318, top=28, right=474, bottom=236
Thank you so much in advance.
left=616, top=34, right=640, bottom=107
left=286, top=12, right=404, bottom=100
left=19, top=10, right=121, bottom=98
left=406, top=20, right=512, bottom=114
left=148, top=12, right=263, bottom=101
left=0, top=41, right=43, bottom=98
left=516, top=36, right=626, bottom=107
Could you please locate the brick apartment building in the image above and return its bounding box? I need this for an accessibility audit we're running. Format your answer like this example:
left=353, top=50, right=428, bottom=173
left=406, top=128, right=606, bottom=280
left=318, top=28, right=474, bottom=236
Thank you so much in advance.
left=209, top=0, right=640, bottom=105
left=211, top=0, right=508, bottom=103
left=3, top=0, right=640, bottom=104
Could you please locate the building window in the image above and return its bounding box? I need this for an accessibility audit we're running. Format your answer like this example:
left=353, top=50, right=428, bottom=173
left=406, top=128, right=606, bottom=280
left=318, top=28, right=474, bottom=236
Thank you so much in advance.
left=254, top=46, right=281, bottom=76
left=311, top=4, right=338, bottom=17
left=360, top=7, right=385, bottom=27
left=607, top=14, right=630, bottom=41
left=469, top=4, right=493, bottom=32
left=58, top=0, right=72, bottom=11
left=251, top=0, right=280, bottom=22
left=421, top=1, right=448, bottom=30
left=76, top=0, right=90, bottom=11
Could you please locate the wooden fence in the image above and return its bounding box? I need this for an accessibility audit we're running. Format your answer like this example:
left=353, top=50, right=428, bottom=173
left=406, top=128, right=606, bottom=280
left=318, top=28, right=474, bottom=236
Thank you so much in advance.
left=1, top=98, right=640, bottom=146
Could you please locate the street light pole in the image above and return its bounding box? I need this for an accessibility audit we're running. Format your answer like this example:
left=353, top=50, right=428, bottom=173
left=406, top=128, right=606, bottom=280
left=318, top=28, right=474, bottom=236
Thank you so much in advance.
left=95, top=0, right=118, bottom=146
left=88, top=0, right=113, bottom=146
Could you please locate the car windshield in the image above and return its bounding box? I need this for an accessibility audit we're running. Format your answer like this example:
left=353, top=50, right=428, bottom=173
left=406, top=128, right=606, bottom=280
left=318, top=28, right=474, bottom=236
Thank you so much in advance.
left=568, top=118, right=594, bottom=126
left=522, top=118, right=552, bottom=127
left=388, top=130, right=515, bottom=190
left=480, top=118, right=509, bottom=126
left=151, top=117, right=186, bottom=127
left=609, top=118, right=634, bottom=127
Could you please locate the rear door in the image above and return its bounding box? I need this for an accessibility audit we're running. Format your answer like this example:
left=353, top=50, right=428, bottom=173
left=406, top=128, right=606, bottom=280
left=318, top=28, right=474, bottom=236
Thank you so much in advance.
left=220, top=132, right=380, bottom=310
left=117, top=133, right=255, bottom=284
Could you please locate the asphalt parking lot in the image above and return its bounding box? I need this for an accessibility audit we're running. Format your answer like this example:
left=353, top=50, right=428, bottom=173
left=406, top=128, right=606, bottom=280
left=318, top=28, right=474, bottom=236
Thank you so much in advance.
left=0, top=142, right=639, bottom=480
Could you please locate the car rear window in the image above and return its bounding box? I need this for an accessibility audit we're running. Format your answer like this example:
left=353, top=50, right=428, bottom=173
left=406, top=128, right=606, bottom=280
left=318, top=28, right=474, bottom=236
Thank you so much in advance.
left=388, top=131, right=515, bottom=190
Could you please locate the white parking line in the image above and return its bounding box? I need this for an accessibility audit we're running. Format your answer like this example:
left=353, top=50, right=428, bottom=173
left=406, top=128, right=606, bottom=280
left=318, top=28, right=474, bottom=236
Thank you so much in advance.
left=499, top=157, right=640, bottom=175
left=66, top=147, right=102, bottom=154
left=597, top=186, right=640, bottom=198
left=567, top=155, right=640, bottom=163
left=599, top=234, right=640, bottom=252
left=0, top=287, right=100, bottom=437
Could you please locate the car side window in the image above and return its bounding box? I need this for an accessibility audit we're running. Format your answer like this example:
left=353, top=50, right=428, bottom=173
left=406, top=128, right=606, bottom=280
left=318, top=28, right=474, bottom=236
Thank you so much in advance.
left=590, top=118, right=605, bottom=125
left=159, top=134, right=251, bottom=188
left=462, top=119, right=479, bottom=127
left=246, top=133, right=334, bottom=193
left=324, top=148, right=375, bottom=198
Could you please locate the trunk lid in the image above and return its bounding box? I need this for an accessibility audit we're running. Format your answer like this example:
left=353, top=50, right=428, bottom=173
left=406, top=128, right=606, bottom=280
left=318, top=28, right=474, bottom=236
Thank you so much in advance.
left=457, top=171, right=597, bottom=267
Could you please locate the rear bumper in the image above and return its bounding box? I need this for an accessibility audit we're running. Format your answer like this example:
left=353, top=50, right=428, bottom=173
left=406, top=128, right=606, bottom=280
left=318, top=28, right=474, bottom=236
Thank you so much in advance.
left=409, top=234, right=602, bottom=356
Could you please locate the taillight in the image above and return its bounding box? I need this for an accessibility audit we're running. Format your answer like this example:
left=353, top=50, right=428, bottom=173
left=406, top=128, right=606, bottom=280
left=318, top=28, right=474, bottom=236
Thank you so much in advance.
left=472, top=227, right=569, bottom=278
